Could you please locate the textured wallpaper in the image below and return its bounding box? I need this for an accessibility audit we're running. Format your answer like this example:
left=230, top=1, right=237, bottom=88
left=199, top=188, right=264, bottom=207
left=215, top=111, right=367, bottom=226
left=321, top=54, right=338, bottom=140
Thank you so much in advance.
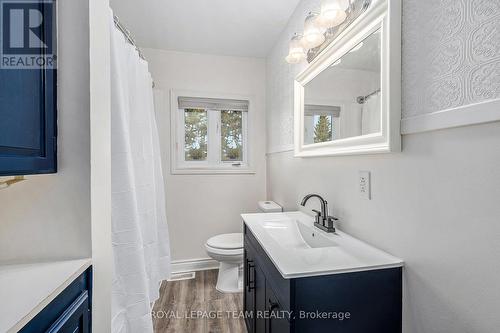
left=403, top=0, right=500, bottom=117
left=266, top=0, right=500, bottom=151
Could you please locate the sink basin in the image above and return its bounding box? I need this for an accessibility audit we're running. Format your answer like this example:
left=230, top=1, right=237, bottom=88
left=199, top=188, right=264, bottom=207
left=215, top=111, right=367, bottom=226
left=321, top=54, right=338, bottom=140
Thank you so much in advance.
left=262, top=218, right=337, bottom=249
left=242, top=211, right=403, bottom=279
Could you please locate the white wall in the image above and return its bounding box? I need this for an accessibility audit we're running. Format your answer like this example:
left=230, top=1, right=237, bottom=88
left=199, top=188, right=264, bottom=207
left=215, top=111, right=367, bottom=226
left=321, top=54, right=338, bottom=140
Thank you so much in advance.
left=89, top=0, right=112, bottom=331
left=305, top=67, right=380, bottom=138
left=0, top=0, right=91, bottom=263
left=266, top=0, right=500, bottom=332
left=143, top=49, right=267, bottom=262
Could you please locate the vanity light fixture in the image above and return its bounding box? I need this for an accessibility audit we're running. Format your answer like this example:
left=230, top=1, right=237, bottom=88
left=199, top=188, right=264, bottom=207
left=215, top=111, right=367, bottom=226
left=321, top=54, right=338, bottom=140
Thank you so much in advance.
left=301, top=12, right=326, bottom=49
left=317, top=0, right=348, bottom=29
left=285, top=33, right=307, bottom=64
left=285, top=0, right=374, bottom=65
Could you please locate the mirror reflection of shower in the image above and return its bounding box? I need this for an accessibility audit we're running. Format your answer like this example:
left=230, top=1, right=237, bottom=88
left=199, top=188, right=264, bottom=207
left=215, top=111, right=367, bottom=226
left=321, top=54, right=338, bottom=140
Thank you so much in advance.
left=358, top=89, right=381, bottom=135
left=303, top=29, right=381, bottom=145
left=357, top=89, right=380, bottom=104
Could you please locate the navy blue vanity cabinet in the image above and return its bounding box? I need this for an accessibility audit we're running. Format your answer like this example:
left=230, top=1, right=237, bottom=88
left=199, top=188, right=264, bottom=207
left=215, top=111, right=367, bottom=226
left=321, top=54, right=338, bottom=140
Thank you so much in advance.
left=244, top=227, right=292, bottom=333
left=254, top=265, right=267, bottom=333
left=245, top=242, right=270, bottom=333
left=243, top=225, right=402, bottom=333
left=244, top=247, right=256, bottom=333
left=18, top=267, right=92, bottom=333
left=0, top=1, right=57, bottom=176
left=266, top=284, right=291, bottom=333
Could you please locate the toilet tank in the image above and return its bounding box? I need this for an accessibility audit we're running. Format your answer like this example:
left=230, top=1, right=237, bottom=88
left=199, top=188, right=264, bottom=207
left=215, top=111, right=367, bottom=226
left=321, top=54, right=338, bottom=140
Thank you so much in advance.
left=258, top=201, right=282, bottom=213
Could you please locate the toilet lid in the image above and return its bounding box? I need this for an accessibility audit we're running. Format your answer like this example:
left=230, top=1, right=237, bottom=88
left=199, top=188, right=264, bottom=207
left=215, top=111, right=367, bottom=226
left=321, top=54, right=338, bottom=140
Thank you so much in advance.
left=207, top=233, right=243, bottom=250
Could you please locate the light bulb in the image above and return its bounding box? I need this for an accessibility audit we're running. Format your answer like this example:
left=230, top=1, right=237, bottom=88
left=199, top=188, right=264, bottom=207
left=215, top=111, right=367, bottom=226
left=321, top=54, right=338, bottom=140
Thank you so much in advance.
left=285, top=54, right=304, bottom=64
left=285, top=33, right=306, bottom=64
left=318, top=0, right=347, bottom=29
left=301, top=12, right=325, bottom=49
left=338, top=0, right=350, bottom=10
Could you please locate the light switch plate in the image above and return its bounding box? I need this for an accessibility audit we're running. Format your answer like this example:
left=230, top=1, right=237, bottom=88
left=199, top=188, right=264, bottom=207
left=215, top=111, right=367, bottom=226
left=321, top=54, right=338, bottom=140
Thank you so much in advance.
left=359, top=171, right=371, bottom=200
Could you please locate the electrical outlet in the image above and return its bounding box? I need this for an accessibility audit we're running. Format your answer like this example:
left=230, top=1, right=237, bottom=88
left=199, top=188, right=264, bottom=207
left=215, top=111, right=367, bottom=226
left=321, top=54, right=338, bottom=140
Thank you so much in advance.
left=359, top=171, right=371, bottom=200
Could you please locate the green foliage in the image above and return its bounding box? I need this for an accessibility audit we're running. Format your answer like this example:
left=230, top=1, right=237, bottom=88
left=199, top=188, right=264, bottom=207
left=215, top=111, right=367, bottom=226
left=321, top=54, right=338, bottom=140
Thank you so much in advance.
left=188, top=148, right=205, bottom=160
left=183, top=109, right=243, bottom=162
left=314, top=115, right=332, bottom=143
left=184, top=109, right=207, bottom=160
left=221, top=110, right=242, bottom=161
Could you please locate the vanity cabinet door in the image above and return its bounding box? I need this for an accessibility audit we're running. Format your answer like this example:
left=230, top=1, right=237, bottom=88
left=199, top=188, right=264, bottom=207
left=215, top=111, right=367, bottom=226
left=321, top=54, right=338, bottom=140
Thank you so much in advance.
left=254, top=265, right=267, bottom=333
left=18, top=267, right=92, bottom=333
left=266, top=285, right=290, bottom=333
left=244, top=248, right=256, bottom=333
left=46, top=291, right=90, bottom=333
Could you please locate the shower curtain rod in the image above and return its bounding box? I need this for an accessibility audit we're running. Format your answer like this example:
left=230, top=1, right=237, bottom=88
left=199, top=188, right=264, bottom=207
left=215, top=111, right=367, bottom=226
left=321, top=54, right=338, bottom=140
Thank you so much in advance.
left=356, top=89, right=380, bottom=104
left=113, top=15, right=147, bottom=61
left=113, top=15, right=156, bottom=88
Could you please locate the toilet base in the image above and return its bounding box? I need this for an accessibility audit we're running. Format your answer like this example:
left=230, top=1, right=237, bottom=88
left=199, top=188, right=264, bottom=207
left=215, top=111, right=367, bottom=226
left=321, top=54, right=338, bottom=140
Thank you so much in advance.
left=216, top=261, right=243, bottom=293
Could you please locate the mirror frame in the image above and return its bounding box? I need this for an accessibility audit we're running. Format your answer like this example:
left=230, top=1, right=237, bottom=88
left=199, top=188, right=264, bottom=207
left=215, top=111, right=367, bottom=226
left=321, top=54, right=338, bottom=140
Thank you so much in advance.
left=294, top=0, right=401, bottom=157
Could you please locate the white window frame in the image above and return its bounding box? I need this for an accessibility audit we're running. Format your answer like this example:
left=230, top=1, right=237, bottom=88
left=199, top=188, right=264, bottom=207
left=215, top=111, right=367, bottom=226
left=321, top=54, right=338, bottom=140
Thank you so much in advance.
left=170, top=89, right=255, bottom=175
left=303, top=104, right=342, bottom=144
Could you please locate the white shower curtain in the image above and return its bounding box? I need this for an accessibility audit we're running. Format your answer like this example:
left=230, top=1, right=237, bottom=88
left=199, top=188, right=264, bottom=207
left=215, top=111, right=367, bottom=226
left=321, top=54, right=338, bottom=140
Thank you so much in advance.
left=110, top=10, right=171, bottom=333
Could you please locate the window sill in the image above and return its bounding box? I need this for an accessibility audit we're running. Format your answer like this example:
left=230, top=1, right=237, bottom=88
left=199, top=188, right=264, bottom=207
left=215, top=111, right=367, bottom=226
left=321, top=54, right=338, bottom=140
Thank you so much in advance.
left=171, top=167, right=256, bottom=175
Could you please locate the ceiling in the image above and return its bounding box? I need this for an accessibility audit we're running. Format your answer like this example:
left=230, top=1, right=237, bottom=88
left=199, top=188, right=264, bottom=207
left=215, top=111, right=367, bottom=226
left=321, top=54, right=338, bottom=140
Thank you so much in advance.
left=110, top=0, right=301, bottom=58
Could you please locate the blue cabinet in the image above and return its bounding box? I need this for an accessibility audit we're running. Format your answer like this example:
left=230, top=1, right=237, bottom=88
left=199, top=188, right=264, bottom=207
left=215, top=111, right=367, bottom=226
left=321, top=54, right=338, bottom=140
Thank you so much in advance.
left=244, top=225, right=402, bottom=333
left=0, top=0, right=57, bottom=176
left=18, top=267, right=92, bottom=333
left=46, top=291, right=90, bottom=333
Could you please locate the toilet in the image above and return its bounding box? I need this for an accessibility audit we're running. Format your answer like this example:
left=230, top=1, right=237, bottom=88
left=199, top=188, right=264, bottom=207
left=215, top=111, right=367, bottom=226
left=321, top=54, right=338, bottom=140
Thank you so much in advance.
left=205, top=201, right=282, bottom=293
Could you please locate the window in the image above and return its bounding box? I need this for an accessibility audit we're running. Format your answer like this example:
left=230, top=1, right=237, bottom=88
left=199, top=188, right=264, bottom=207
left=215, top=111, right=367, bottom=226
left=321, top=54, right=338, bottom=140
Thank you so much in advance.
left=171, top=92, right=252, bottom=174
left=220, top=110, right=244, bottom=162
left=312, top=114, right=334, bottom=143
left=303, top=104, right=340, bottom=145
left=184, top=109, right=208, bottom=161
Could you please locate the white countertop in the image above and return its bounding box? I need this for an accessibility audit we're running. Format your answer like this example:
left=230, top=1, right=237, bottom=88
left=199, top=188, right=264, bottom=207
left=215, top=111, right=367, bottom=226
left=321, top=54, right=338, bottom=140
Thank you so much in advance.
left=242, top=211, right=403, bottom=279
left=0, top=258, right=91, bottom=333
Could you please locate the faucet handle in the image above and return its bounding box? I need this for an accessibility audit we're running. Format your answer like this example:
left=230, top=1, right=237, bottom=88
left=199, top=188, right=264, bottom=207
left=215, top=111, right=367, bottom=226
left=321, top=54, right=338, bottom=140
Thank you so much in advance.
left=311, top=209, right=322, bottom=224
left=326, top=216, right=338, bottom=232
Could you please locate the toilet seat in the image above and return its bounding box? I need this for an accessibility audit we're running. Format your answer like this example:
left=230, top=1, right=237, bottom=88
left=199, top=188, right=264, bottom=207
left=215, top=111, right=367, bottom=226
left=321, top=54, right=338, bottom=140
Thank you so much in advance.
left=206, top=233, right=243, bottom=250
left=205, top=244, right=243, bottom=256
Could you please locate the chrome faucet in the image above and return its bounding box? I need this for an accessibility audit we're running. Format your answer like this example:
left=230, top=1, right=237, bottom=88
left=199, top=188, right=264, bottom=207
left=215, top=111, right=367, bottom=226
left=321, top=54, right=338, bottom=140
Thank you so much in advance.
left=300, top=194, right=337, bottom=233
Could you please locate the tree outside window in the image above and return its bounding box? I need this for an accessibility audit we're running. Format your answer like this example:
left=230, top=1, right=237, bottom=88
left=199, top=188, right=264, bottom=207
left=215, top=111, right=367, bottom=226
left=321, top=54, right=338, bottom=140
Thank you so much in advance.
left=314, top=115, right=333, bottom=143
left=221, top=110, right=243, bottom=161
left=184, top=109, right=208, bottom=160
left=176, top=96, right=250, bottom=173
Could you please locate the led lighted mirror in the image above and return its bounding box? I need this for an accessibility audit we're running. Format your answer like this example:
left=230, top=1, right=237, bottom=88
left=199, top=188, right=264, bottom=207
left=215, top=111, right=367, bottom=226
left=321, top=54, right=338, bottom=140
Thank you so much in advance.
left=294, top=0, right=401, bottom=157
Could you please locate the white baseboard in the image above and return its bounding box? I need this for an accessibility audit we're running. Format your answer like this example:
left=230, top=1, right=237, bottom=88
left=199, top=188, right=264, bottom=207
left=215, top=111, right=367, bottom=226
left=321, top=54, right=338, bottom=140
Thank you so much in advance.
left=170, top=257, right=219, bottom=274
left=401, top=99, right=500, bottom=134
left=168, top=271, right=196, bottom=281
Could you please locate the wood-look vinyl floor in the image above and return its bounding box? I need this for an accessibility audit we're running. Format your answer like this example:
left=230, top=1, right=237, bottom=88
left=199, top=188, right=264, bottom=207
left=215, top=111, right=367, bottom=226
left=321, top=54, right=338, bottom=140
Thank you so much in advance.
left=153, top=270, right=247, bottom=333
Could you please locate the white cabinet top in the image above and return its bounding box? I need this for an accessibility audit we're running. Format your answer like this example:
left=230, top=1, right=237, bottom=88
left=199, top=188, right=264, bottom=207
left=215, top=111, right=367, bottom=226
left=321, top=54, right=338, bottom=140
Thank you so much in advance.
left=0, top=258, right=91, bottom=333
left=242, top=211, right=403, bottom=279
